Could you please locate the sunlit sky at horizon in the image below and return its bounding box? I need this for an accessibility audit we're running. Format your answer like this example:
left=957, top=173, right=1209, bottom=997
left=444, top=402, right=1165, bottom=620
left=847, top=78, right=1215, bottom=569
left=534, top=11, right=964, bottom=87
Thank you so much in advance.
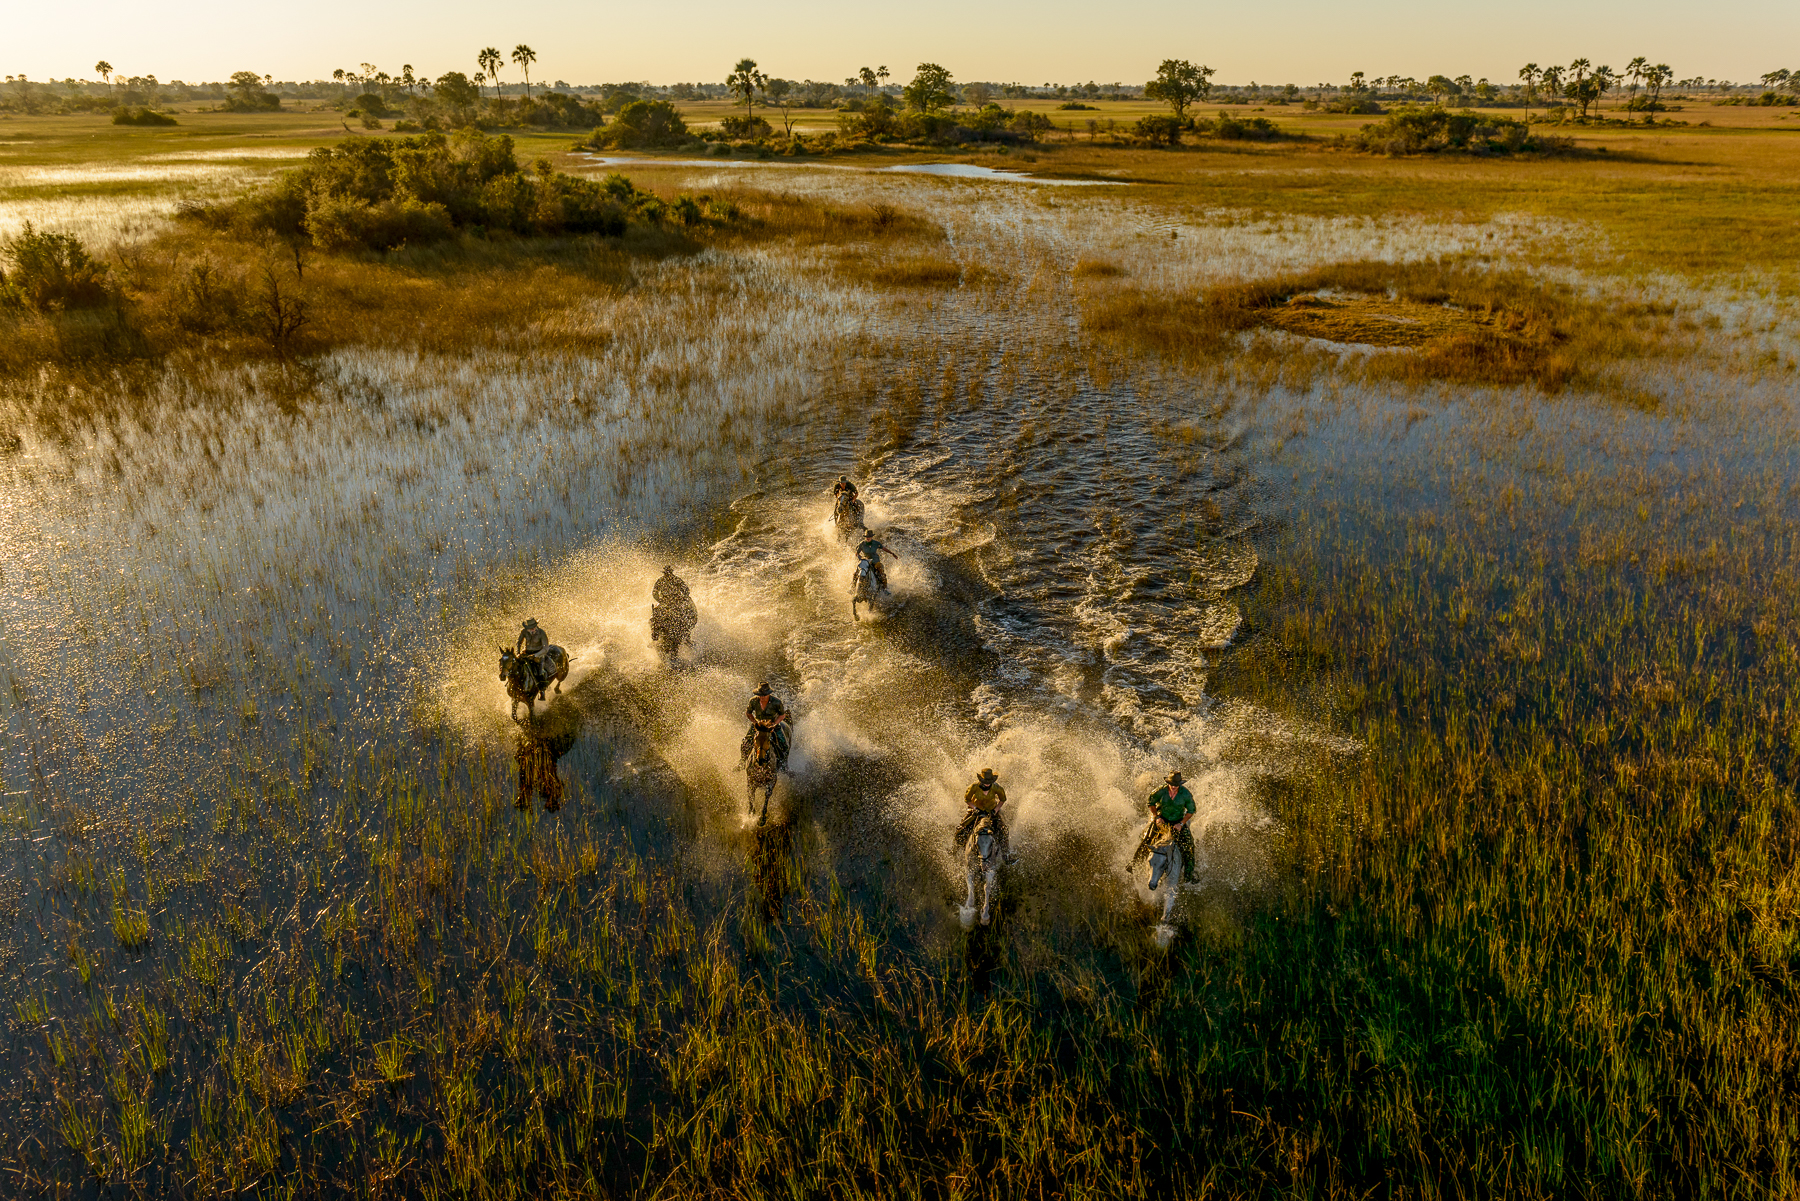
left=19, top=0, right=1798, bottom=87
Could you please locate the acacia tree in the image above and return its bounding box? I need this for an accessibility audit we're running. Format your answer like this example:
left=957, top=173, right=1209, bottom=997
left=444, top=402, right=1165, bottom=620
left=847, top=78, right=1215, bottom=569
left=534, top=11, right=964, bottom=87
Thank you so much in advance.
left=902, top=63, right=955, bottom=112
left=765, top=78, right=799, bottom=134
left=512, top=45, right=536, bottom=100
left=728, top=58, right=766, bottom=124
left=477, top=47, right=502, bottom=99
left=1144, top=59, right=1214, bottom=117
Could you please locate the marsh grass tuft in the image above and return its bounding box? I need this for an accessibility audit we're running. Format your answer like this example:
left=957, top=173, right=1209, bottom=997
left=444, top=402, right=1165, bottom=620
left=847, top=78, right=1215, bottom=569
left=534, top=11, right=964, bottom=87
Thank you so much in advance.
left=1084, top=257, right=1681, bottom=394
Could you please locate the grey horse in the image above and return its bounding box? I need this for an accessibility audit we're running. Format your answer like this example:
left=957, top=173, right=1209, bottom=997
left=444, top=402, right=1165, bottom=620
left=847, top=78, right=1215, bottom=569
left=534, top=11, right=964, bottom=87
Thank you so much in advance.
left=961, top=812, right=1005, bottom=928
left=1140, top=818, right=1186, bottom=935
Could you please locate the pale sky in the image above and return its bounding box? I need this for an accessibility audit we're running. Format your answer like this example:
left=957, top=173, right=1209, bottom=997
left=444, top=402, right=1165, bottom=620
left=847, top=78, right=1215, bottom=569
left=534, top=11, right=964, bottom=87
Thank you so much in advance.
left=18, top=0, right=1798, bottom=86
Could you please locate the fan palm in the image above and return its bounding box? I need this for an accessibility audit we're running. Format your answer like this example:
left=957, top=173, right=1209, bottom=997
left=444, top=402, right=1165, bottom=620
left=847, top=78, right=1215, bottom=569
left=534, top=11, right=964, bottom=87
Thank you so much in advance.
left=511, top=45, right=536, bottom=100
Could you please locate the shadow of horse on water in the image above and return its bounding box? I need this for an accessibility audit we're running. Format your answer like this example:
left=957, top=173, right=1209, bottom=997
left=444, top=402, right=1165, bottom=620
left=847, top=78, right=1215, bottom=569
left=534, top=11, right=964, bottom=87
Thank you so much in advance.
left=515, top=696, right=583, bottom=811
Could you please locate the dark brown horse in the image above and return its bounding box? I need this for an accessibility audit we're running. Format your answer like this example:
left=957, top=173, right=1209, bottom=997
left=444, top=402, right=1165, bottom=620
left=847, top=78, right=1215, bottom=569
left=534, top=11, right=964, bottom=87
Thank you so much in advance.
left=498, top=646, right=571, bottom=722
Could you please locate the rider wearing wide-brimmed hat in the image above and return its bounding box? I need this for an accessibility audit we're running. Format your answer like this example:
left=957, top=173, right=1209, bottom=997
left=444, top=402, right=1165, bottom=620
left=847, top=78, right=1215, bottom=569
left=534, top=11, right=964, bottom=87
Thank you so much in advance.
left=515, top=618, right=551, bottom=685
left=1134, top=770, right=1197, bottom=873
left=854, top=528, right=898, bottom=592
left=740, top=682, right=791, bottom=771
left=957, top=766, right=1014, bottom=859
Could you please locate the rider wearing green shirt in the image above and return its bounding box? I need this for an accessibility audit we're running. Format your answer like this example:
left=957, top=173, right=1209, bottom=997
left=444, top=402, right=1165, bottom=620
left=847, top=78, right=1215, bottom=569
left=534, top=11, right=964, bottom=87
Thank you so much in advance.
left=854, top=529, right=898, bottom=592
left=1134, top=771, right=1197, bottom=873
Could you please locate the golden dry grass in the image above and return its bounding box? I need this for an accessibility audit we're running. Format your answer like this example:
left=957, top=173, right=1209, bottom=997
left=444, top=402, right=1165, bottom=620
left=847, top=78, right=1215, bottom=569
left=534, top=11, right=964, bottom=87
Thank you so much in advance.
left=1081, top=258, right=1690, bottom=396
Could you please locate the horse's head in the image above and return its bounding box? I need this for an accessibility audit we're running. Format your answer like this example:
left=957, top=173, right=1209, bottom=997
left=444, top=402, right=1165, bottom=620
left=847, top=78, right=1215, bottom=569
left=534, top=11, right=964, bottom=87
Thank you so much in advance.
left=751, top=725, right=773, bottom=761
left=971, top=814, right=1000, bottom=863
left=498, top=648, right=516, bottom=680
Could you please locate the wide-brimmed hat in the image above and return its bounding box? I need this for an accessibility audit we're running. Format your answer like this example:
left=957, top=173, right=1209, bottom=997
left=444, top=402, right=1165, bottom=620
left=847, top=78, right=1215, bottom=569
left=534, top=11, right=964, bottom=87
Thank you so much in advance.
left=662, top=565, right=675, bottom=574
left=1165, top=770, right=1185, bottom=786
left=976, top=767, right=997, bottom=784
left=523, top=618, right=539, bottom=629
left=755, top=683, right=773, bottom=696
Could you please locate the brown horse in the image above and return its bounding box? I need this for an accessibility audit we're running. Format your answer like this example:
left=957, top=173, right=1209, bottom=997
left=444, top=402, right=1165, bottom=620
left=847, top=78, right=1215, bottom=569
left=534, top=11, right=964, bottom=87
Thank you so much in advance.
left=498, top=646, right=571, bottom=722
left=745, top=725, right=778, bottom=825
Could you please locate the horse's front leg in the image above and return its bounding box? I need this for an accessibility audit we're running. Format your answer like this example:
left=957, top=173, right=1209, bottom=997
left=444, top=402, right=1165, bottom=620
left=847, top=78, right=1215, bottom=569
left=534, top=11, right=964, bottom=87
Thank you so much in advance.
left=981, top=866, right=997, bottom=926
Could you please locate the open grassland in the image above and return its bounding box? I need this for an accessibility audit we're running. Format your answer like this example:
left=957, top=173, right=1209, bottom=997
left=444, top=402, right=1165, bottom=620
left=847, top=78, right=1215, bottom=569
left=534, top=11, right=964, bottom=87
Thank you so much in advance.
left=0, top=119, right=1796, bottom=1198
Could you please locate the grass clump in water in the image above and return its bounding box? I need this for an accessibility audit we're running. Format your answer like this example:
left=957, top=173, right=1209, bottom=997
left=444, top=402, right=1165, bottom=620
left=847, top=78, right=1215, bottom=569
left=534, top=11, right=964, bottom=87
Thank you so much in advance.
left=1084, top=257, right=1681, bottom=395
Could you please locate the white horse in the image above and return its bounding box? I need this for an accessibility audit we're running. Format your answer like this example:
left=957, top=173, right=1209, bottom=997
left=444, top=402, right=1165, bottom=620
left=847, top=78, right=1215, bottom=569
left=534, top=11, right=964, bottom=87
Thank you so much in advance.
left=851, top=557, right=885, bottom=621
left=1139, top=819, right=1186, bottom=947
left=960, top=813, right=1004, bottom=928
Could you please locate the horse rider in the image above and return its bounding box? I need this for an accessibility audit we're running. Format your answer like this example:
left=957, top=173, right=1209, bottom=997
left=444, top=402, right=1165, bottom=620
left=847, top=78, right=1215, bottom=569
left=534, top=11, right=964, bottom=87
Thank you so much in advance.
left=740, top=683, right=791, bottom=772
left=832, top=476, right=859, bottom=505
left=956, top=766, right=1014, bottom=860
left=1133, top=770, right=1198, bottom=874
left=516, top=618, right=551, bottom=686
left=652, top=565, right=693, bottom=615
left=854, top=528, right=899, bottom=593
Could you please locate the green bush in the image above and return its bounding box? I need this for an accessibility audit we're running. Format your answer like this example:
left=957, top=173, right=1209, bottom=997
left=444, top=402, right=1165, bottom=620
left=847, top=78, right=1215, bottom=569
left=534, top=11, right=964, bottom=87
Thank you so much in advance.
left=210, top=130, right=655, bottom=250
left=1355, top=106, right=1567, bottom=155
left=111, top=106, right=177, bottom=126
left=0, top=223, right=112, bottom=310
left=352, top=92, right=389, bottom=116
left=1134, top=114, right=1186, bottom=145
left=1198, top=115, right=1284, bottom=141
left=304, top=194, right=455, bottom=251
left=599, top=100, right=690, bottom=149
left=719, top=114, right=774, bottom=140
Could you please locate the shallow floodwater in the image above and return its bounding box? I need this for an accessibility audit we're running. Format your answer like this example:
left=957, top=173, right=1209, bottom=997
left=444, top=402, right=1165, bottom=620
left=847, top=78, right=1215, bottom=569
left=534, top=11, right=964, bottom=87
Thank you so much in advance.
left=579, top=152, right=1120, bottom=185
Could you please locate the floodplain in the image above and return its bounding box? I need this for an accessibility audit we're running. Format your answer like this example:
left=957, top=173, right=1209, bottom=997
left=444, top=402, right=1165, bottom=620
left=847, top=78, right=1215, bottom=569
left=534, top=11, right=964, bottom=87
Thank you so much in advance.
left=0, top=109, right=1797, bottom=1198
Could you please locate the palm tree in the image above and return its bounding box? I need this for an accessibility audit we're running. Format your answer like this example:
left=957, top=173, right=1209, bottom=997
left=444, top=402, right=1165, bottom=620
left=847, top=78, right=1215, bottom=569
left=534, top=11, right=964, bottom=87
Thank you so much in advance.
left=728, top=58, right=765, bottom=123
left=1518, top=63, right=1539, bottom=107
left=94, top=61, right=113, bottom=94
left=511, top=45, right=536, bottom=100
left=1569, top=58, right=1591, bottom=96
left=1541, top=65, right=1564, bottom=105
left=1625, top=57, right=1648, bottom=108
left=1644, top=63, right=1672, bottom=123
left=477, top=47, right=502, bottom=99
left=1592, top=66, right=1614, bottom=112
left=401, top=65, right=416, bottom=96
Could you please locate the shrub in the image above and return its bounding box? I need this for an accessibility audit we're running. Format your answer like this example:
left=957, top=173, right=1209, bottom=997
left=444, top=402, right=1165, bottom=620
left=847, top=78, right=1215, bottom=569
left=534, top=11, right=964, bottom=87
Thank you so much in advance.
left=304, top=194, right=455, bottom=251
left=209, top=130, right=652, bottom=251
left=599, top=100, right=689, bottom=149
left=111, top=106, right=177, bottom=126
left=0, top=223, right=112, bottom=310
left=1354, top=107, right=1565, bottom=155
left=1199, top=115, right=1283, bottom=141
left=353, top=92, right=389, bottom=116
left=1135, top=114, right=1186, bottom=146
left=720, top=114, right=774, bottom=140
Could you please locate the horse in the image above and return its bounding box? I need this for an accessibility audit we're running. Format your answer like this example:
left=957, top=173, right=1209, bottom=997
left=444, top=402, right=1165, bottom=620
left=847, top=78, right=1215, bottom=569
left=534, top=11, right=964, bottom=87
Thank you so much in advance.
left=650, top=598, right=697, bottom=660
left=498, top=646, right=571, bottom=722
left=851, top=556, right=885, bottom=621
left=961, top=812, right=1005, bottom=928
left=833, top=494, right=865, bottom=541
left=1137, top=818, right=1186, bottom=945
left=744, top=725, right=778, bottom=825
